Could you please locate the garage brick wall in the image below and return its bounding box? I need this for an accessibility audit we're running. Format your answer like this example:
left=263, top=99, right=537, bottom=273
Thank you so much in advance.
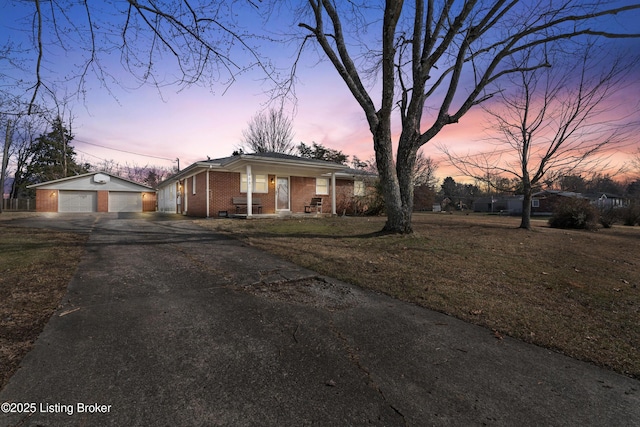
left=142, top=192, right=156, bottom=212
left=35, top=189, right=58, bottom=212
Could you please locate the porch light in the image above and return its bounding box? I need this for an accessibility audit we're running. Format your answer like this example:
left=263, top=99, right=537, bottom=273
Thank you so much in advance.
left=50, top=191, right=56, bottom=197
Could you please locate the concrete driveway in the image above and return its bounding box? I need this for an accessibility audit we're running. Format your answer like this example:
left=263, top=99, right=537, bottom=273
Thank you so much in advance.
left=1, top=213, right=639, bottom=426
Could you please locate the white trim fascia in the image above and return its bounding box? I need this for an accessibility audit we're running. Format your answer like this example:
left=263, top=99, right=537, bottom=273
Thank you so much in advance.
left=27, top=171, right=154, bottom=190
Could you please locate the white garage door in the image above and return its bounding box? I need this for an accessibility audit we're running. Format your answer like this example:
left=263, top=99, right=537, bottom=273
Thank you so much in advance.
left=59, top=191, right=97, bottom=212
left=109, top=192, right=142, bottom=212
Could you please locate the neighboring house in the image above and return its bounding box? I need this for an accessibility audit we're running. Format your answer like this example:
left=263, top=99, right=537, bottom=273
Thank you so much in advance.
left=472, top=196, right=524, bottom=214
left=28, top=172, right=156, bottom=213
left=157, top=153, right=371, bottom=217
left=531, top=190, right=585, bottom=215
left=585, top=192, right=627, bottom=209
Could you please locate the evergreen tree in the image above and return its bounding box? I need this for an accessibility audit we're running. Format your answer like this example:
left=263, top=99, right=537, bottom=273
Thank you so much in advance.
left=440, top=177, right=457, bottom=199
left=297, top=142, right=348, bottom=165
left=18, top=117, right=89, bottom=196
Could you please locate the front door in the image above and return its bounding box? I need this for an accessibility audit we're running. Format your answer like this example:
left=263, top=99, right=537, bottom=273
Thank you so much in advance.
left=276, top=177, right=290, bottom=211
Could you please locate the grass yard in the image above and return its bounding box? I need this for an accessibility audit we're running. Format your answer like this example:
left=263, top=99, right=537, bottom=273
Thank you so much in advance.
left=198, top=213, right=640, bottom=379
left=0, top=220, right=87, bottom=390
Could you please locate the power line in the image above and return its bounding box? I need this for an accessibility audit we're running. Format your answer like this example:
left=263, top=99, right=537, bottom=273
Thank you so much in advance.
left=73, top=138, right=176, bottom=162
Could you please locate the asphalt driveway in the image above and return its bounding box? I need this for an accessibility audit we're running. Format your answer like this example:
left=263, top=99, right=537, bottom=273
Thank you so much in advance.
left=1, top=213, right=639, bottom=426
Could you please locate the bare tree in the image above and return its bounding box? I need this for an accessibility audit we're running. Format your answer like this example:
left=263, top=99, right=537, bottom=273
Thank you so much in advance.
left=240, top=108, right=296, bottom=154
left=413, top=150, right=438, bottom=188
left=120, top=163, right=174, bottom=188
left=4, top=1, right=275, bottom=113
left=295, top=1, right=640, bottom=233
left=443, top=47, right=637, bottom=229
left=632, top=149, right=640, bottom=179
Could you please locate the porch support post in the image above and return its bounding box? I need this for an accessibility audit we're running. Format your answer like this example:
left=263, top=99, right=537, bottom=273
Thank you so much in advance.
left=331, top=172, right=336, bottom=215
left=206, top=169, right=210, bottom=218
left=246, top=164, right=253, bottom=217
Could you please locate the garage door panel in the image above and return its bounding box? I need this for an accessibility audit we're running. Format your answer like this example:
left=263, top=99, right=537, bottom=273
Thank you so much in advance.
left=59, top=191, right=97, bottom=212
left=109, top=192, right=142, bottom=212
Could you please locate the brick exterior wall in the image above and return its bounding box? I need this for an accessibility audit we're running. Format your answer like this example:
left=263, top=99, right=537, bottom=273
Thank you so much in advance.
left=177, top=171, right=359, bottom=217
left=263, top=175, right=276, bottom=213
left=183, top=171, right=209, bottom=217
left=289, top=177, right=312, bottom=213
left=35, top=189, right=58, bottom=212
left=210, top=171, right=241, bottom=215
left=209, top=171, right=276, bottom=216
left=97, top=191, right=109, bottom=212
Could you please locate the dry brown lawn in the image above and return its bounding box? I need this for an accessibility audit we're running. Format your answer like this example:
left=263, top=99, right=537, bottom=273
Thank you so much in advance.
left=0, top=221, right=87, bottom=390
left=1, top=212, right=637, bottom=391
left=199, top=213, right=640, bottom=378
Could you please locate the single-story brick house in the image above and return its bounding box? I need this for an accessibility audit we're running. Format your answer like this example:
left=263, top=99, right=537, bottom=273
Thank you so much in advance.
left=28, top=172, right=156, bottom=213
left=157, top=153, right=373, bottom=217
left=531, top=190, right=585, bottom=215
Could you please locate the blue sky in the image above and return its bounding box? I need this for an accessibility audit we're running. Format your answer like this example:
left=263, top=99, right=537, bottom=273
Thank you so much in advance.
left=1, top=1, right=639, bottom=181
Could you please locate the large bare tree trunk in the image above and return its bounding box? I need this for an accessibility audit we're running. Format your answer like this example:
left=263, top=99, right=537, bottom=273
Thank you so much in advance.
left=373, top=118, right=413, bottom=233
left=0, top=120, right=12, bottom=214
left=521, top=190, right=533, bottom=230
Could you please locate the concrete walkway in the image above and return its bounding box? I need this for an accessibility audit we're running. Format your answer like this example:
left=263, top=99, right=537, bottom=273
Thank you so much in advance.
left=1, top=213, right=638, bottom=426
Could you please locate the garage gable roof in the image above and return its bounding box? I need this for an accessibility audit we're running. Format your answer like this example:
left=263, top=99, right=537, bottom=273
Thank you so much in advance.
left=27, top=172, right=154, bottom=192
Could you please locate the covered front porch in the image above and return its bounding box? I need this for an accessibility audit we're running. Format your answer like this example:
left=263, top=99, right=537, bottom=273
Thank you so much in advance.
left=220, top=154, right=345, bottom=217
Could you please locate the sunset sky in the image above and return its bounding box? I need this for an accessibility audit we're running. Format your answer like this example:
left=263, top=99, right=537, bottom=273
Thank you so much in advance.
left=1, top=1, right=639, bottom=184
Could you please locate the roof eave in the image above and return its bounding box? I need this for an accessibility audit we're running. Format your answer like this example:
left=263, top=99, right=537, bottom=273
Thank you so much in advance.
left=27, top=171, right=154, bottom=190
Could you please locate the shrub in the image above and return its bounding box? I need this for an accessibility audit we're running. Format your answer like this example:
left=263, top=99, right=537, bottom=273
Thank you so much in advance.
left=548, top=197, right=599, bottom=230
left=620, top=203, right=640, bottom=226
left=598, top=207, right=618, bottom=229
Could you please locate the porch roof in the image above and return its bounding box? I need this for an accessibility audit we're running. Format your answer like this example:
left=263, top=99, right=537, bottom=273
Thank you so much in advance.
left=220, top=153, right=346, bottom=176
left=158, top=153, right=349, bottom=187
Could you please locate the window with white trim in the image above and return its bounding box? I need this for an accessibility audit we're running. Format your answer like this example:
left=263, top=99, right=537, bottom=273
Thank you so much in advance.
left=192, top=175, right=196, bottom=195
left=241, top=173, right=269, bottom=193
left=532, top=199, right=539, bottom=208
left=354, top=181, right=365, bottom=196
left=316, top=178, right=329, bottom=195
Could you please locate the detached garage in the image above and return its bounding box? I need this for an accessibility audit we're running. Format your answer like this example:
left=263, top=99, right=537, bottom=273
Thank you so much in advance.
left=59, top=190, right=98, bottom=213
left=29, top=172, right=156, bottom=213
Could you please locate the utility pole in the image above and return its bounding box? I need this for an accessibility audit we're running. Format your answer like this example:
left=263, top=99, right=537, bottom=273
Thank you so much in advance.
left=61, top=119, right=67, bottom=177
